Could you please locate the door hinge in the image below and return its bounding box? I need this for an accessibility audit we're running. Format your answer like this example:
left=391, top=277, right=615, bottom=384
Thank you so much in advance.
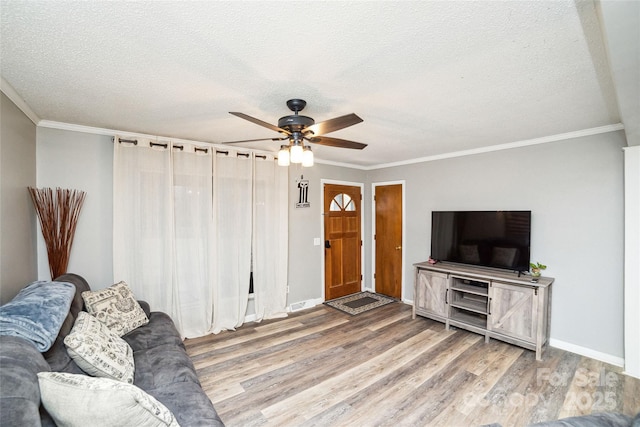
left=374, top=273, right=376, bottom=279
left=361, top=240, right=363, bottom=246
left=534, top=287, right=538, bottom=296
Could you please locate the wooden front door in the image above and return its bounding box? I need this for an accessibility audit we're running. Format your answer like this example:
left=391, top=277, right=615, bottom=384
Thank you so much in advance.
left=375, top=184, right=403, bottom=299
left=324, top=184, right=362, bottom=300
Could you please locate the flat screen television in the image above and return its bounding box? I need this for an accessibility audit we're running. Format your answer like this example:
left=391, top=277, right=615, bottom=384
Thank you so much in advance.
left=430, top=211, right=531, bottom=272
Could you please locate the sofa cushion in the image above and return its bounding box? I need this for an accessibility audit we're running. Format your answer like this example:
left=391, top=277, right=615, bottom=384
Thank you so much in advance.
left=0, top=336, right=51, bottom=427
left=82, top=281, right=149, bottom=336
left=124, top=311, right=184, bottom=352
left=149, top=381, right=225, bottom=427
left=64, top=312, right=135, bottom=383
left=54, top=273, right=91, bottom=319
left=132, top=344, right=200, bottom=391
left=44, top=274, right=93, bottom=374
left=38, top=372, right=179, bottom=427
left=526, top=412, right=634, bottom=426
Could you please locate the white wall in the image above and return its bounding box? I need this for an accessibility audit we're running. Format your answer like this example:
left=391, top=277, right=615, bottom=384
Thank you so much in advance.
left=368, top=131, right=627, bottom=361
left=36, top=127, right=113, bottom=288
left=286, top=163, right=366, bottom=306
left=624, top=145, right=640, bottom=377
left=0, top=93, right=37, bottom=303
left=34, top=125, right=626, bottom=363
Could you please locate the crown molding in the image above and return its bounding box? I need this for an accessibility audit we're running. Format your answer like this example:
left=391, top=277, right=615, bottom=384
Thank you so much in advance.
left=37, top=120, right=625, bottom=171
left=38, top=120, right=370, bottom=169
left=1, top=78, right=40, bottom=125
left=314, top=158, right=369, bottom=170
left=38, top=120, right=137, bottom=138
left=366, top=123, right=626, bottom=170
left=37, top=120, right=277, bottom=157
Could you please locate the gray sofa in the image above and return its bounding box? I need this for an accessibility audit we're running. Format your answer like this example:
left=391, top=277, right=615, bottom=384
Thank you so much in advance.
left=0, top=273, right=224, bottom=426
left=484, top=412, right=639, bottom=427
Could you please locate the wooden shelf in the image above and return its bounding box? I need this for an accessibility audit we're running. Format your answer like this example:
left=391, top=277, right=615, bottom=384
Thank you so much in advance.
left=450, top=299, right=487, bottom=314
left=449, top=309, right=487, bottom=328
left=450, top=282, right=488, bottom=296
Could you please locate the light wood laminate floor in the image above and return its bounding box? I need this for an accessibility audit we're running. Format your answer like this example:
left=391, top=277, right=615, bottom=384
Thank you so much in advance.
left=185, top=302, right=640, bottom=427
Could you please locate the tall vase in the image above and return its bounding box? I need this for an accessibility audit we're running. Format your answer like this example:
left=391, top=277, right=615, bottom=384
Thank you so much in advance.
left=28, top=187, right=86, bottom=279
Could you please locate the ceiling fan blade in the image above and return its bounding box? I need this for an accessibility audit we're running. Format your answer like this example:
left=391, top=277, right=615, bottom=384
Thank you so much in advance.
left=308, top=136, right=367, bottom=150
left=219, top=137, right=288, bottom=144
left=303, top=113, right=363, bottom=136
left=229, top=112, right=291, bottom=135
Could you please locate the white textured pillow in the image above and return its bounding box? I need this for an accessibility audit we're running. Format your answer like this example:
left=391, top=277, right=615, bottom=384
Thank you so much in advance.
left=82, top=281, right=149, bottom=336
left=64, top=311, right=135, bottom=383
left=38, top=372, right=180, bottom=427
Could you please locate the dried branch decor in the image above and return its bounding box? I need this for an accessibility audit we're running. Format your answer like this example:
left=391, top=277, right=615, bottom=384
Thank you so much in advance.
left=28, top=187, right=86, bottom=279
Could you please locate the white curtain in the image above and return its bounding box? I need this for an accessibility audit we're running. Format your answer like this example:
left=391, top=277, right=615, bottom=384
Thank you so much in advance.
left=253, top=155, right=289, bottom=321
left=172, top=145, right=214, bottom=337
left=113, top=138, right=288, bottom=337
left=210, top=150, right=252, bottom=333
left=113, top=139, right=178, bottom=326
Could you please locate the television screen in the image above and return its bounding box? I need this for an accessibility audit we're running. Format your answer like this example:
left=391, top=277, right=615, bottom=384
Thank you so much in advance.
left=430, top=211, right=531, bottom=272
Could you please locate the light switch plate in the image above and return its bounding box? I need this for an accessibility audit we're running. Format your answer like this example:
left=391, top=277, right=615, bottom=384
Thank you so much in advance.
left=313, top=237, right=321, bottom=246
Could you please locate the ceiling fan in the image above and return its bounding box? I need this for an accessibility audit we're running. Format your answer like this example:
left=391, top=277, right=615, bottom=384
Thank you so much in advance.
left=222, top=99, right=367, bottom=167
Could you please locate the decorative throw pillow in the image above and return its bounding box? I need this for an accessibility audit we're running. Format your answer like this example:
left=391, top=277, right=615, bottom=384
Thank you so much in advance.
left=64, top=311, right=135, bottom=383
left=82, top=281, right=149, bottom=336
left=38, top=372, right=180, bottom=427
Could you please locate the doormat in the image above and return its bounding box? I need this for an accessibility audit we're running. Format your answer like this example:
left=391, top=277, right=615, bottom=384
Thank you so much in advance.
left=324, top=291, right=396, bottom=315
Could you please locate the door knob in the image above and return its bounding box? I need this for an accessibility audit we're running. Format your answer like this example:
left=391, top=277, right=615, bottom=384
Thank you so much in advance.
left=395, top=246, right=402, bottom=250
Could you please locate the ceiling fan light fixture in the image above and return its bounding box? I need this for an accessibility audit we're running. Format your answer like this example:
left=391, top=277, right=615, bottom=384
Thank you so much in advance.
left=302, top=146, right=314, bottom=167
left=225, top=99, right=366, bottom=167
left=278, top=145, right=290, bottom=166
left=290, top=142, right=304, bottom=164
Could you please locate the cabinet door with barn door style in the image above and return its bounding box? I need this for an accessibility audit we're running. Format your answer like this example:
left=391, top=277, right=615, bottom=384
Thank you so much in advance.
left=413, top=269, right=449, bottom=322
left=488, top=281, right=537, bottom=343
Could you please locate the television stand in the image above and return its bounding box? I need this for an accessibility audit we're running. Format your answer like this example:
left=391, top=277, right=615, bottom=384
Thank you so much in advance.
left=412, top=261, right=553, bottom=360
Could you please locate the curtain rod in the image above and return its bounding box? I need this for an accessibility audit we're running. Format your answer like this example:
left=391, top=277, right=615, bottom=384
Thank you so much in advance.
left=114, top=138, right=263, bottom=159
left=114, top=137, right=138, bottom=145
left=110, top=137, right=274, bottom=160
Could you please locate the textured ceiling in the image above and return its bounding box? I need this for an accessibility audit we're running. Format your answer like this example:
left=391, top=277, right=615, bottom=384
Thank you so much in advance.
left=0, top=0, right=626, bottom=167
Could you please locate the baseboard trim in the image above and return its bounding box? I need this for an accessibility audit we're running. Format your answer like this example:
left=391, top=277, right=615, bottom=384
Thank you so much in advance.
left=549, top=338, right=624, bottom=367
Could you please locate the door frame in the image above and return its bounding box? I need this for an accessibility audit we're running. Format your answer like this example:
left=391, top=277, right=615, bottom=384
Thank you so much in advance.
left=320, top=179, right=365, bottom=301
left=371, top=180, right=406, bottom=301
